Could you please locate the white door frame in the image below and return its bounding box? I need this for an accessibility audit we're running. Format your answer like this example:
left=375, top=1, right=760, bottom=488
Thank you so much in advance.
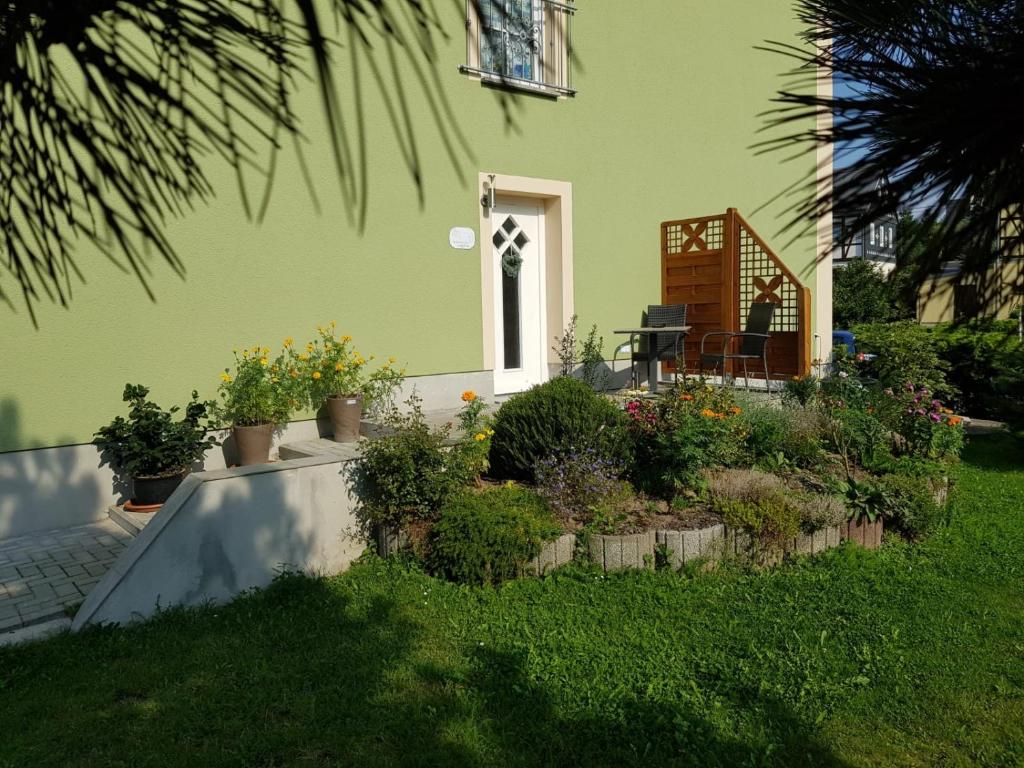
left=478, top=173, right=574, bottom=393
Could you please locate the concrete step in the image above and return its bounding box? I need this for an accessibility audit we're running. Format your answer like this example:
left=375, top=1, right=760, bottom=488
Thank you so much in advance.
left=107, top=505, right=153, bottom=537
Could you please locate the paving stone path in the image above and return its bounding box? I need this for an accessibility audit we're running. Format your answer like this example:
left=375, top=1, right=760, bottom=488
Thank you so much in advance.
left=0, top=519, right=134, bottom=632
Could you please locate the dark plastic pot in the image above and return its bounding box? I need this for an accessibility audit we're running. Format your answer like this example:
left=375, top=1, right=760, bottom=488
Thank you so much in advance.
left=132, top=470, right=189, bottom=507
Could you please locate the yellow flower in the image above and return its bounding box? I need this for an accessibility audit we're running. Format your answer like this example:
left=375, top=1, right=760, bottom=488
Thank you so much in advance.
left=259, top=357, right=268, bottom=367
left=283, top=337, right=293, bottom=348
left=289, top=369, right=299, bottom=378
left=486, top=429, right=495, bottom=436
left=312, top=371, right=322, bottom=380
left=261, top=347, right=269, bottom=356
left=330, top=320, right=337, bottom=328
left=220, top=372, right=233, bottom=383
left=324, top=342, right=332, bottom=350
left=335, top=363, right=344, bottom=372
left=298, top=354, right=309, bottom=362
left=388, top=356, right=397, bottom=364
left=341, top=335, right=352, bottom=343
left=474, top=433, right=486, bottom=442
left=461, top=390, right=477, bottom=403
left=306, top=342, right=314, bottom=353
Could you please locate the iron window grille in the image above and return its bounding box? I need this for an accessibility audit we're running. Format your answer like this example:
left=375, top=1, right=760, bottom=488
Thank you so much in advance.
left=461, top=0, right=575, bottom=97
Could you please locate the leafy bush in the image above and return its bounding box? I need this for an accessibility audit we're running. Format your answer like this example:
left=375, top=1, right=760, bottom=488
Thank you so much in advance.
left=875, top=383, right=965, bottom=461
left=488, top=377, right=628, bottom=481
left=931, top=319, right=1024, bottom=421
left=353, top=397, right=474, bottom=527
left=740, top=404, right=824, bottom=468
left=429, top=487, right=560, bottom=586
left=833, top=259, right=904, bottom=328
left=878, top=473, right=945, bottom=540
left=535, top=447, right=622, bottom=525
left=626, top=382, right=743, bottom=498
left=850, top=321, right=953, bottom=400
left=841, top=477, right=890, bottom=523
left=94, top=384, right=219, bottom=478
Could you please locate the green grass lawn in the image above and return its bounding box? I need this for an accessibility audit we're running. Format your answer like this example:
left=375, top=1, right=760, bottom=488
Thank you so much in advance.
left=2, top=436, right=1023, bottom=768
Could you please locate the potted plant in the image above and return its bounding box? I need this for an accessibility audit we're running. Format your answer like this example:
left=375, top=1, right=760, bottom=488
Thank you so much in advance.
left=217, top=344, right=295, bottom=465
left=94, top=384, right=219, bottom=511
left=293, top=323, right=403, bottom=442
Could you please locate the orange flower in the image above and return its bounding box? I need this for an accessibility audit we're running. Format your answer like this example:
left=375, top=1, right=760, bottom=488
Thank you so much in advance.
left=729, top=406, right=742, bottom=415
left=700, top=408, right=717, bottom=419
left=461, top=391, right=477, bottom=403
left=679, top=393, right=695, bottom=402
left=948, top=416, right=962, bottom=427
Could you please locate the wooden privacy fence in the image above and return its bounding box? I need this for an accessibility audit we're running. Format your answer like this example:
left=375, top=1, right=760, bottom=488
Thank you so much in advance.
left=661, top=208, right=812, bottom=379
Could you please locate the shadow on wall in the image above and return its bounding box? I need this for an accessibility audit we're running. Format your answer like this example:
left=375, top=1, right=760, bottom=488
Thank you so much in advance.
left=0, top=398, right=110, bottom=539
left=4, top=572, right=853, bottom=766
left=74, top=456, right=365, bottom=627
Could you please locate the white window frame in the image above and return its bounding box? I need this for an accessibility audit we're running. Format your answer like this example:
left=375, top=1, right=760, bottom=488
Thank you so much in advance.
left=462, top=0, right=575, bottom=98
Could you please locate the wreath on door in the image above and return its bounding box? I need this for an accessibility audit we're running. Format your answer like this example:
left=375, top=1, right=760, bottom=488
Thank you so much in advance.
left=502, top=247, right=524, bottom=279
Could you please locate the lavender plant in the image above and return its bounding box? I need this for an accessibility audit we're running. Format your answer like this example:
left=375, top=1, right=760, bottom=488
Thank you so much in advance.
left=534, top=448, right=622, bottom=525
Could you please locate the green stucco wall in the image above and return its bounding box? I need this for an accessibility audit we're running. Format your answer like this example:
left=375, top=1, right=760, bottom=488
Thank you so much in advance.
left=0, top=1, right=820, bottom=452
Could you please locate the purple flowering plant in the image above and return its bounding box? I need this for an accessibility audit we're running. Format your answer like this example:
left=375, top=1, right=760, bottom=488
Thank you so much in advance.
left=534, top=447, right=623, bottom=525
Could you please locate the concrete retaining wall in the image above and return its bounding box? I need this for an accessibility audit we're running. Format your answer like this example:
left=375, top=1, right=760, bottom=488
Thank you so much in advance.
left=71, top=454, right=365, bottom=629
left=0, top=370, right=490, bottom=540
left=522, top=522, right=852, bottom=577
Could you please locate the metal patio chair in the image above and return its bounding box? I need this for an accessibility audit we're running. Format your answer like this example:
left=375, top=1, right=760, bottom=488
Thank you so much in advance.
left=699, top=302, right=777, bottom=392
left=614, top=304, right=688, bottom=389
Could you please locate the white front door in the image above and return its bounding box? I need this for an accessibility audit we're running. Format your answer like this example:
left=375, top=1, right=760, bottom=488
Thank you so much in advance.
left=491, top=199, right=547, bottom=394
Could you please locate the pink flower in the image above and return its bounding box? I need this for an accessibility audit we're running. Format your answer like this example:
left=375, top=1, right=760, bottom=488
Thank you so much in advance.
left=930, top=413, right=941, bottom=422
left=915, top=409, right=926, bottom=417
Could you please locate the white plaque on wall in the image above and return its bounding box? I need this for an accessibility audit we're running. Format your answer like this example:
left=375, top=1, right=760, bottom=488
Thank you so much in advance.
left=449, top=227, right=476, bottom=250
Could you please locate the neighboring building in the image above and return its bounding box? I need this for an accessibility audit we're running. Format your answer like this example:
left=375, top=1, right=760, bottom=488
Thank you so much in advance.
left=831, top=168, right=898, bottom=274
left=917, top=208, right=1024, bottom=324
left=0, top=1, right=833, bottom=538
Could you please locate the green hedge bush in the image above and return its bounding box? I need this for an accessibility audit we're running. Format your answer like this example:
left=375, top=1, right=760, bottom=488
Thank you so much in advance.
left=851, top=321, right=953, bottom=400
left=878, top=473, right=946, bottom=540
left=931, top=319, right=1024, bottom=421
left=429, top=487, right=560, bottom=585
left=488, top=377, right=628, bottom=481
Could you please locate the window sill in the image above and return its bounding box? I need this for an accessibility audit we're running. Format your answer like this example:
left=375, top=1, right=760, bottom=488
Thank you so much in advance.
left=459, top=66, right=575, bottom=98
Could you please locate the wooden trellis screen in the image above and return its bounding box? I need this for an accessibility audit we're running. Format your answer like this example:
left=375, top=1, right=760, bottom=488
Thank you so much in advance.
left=661, top=208, right=812, bottom=379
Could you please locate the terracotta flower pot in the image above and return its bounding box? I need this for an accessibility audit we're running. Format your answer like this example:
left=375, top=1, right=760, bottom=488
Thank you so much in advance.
left=129, top=469, right=189, bottom=510
left=326, top=394, right=363, bottom=443
left=233, top=423, right=274, bottom=466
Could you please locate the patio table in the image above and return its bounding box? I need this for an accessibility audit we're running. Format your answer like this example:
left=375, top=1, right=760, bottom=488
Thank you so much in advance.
left=613, top=326, right=691, bottom=394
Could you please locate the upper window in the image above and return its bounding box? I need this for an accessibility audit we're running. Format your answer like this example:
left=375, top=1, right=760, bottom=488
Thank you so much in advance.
left=462, top=0, right=576, bottom=97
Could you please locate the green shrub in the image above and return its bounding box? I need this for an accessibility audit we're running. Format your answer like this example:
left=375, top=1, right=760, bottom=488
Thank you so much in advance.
left=931, top=319, right=1024, bottom=421
left=740, top=404, right=823, bottom=468
left=850, top=321, right=953, bottom=400
left=353, top=397, right=474, bottom=527
left=833, top=259, right=904, bottom=328
left=488, top=377, right=628, bottom=481
left=626, top=383, right=743, bottom=498
left=841, top=477, right=890, bottom=523
left=877, top=473, right=945, bottom=540
left=429, top=487, right=561, bottom=585
left=782, top=375, right=818, bottom=407
left=715, top=497, right=801, bottom=550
